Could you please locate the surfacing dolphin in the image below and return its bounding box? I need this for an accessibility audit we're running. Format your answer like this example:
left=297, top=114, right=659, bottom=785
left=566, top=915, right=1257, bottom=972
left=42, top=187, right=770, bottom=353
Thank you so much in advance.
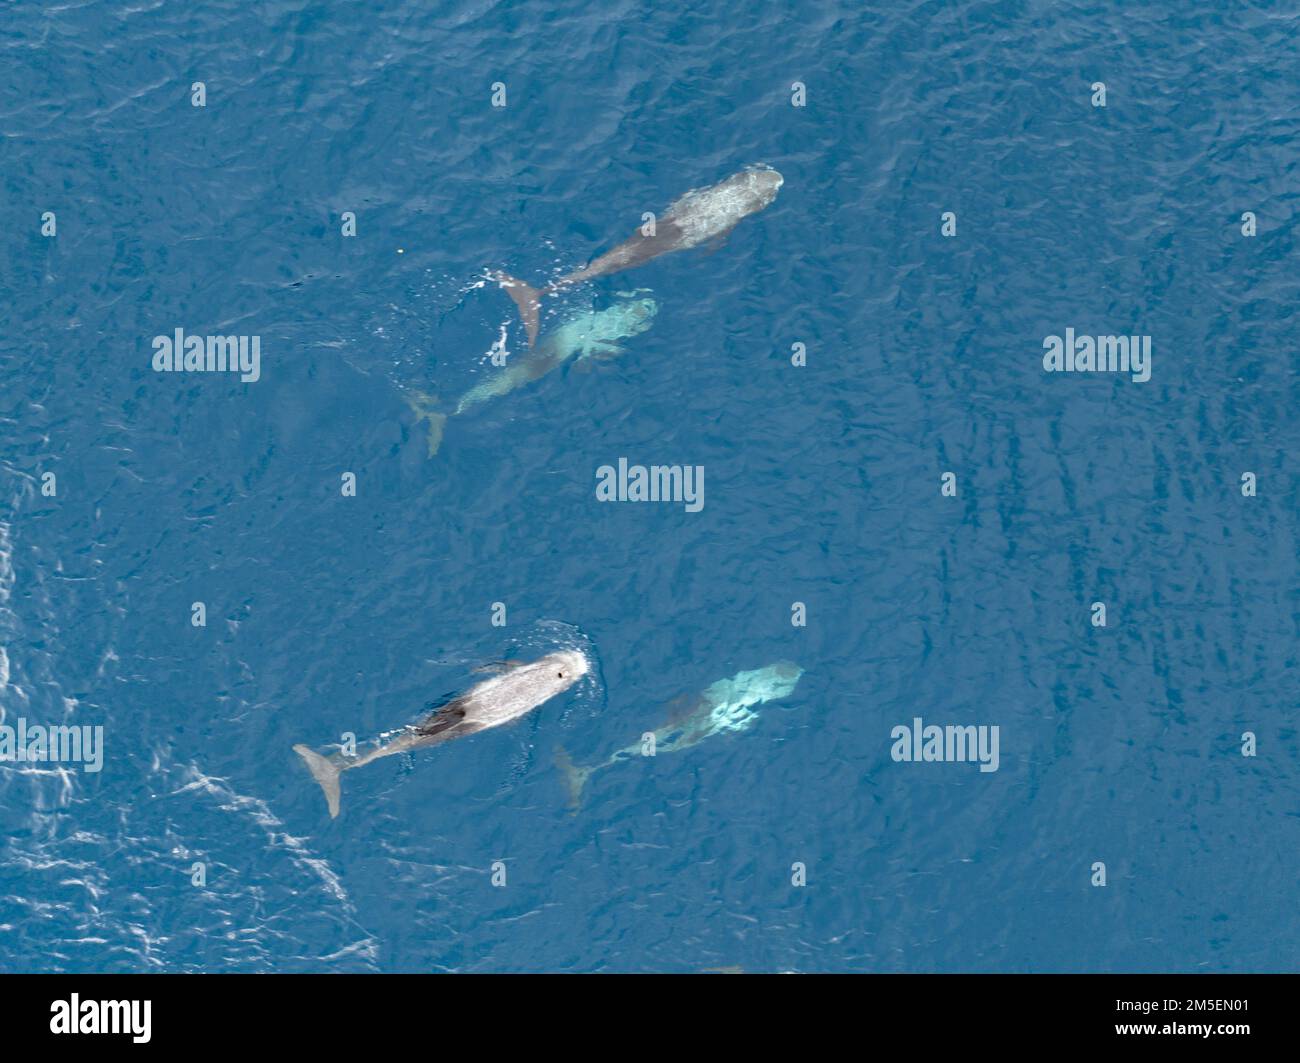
left=557, top=660, right=803, bottom=808
left=295, top=651, right=589, bottom=818
left=407, top=293, right=658, bottom=456
left=492, top=164, right=783, bottom=346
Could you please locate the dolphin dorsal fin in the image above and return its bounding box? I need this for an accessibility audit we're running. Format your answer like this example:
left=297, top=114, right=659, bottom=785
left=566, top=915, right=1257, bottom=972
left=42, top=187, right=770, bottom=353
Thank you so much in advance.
left=415, top=701, right=468, bottom=738
left=664, top=693, right=695, bottom=727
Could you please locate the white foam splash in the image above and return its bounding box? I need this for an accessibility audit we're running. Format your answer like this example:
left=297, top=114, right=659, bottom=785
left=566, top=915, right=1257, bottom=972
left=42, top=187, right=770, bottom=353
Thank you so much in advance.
left=0, top=521, right=15, bottom=698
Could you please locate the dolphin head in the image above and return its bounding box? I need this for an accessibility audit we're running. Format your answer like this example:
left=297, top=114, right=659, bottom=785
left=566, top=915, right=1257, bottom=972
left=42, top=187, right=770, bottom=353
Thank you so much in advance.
left=717, top=661, right=802, bottom=706
left=590, top=296, right=657, bottom=342
left=760, top=660, right=803, bottom=699
left=703, top=661, right=804, bottom=722
left=621, top=297, right=658, bottom=336
left=540, top=649, right=589, bottom=689
left=745, top=165, right=784, bottom=209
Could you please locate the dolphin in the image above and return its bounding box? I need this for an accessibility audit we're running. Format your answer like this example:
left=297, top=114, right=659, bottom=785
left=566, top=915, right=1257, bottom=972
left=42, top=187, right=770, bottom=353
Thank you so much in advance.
left=557, top=660, right=803, bottom=808
left=294, top=650, right=589, bottom=818
left=492, top=164, right=783, bottom=346
left=406, top=293, right=657, bottom=456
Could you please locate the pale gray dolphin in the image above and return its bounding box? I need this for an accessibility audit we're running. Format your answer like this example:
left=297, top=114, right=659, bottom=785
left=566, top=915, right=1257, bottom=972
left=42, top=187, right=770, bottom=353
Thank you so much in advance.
left=557, top=660, right=803, bottom=808
left=407, top=293, right=658, bottom=456
left=295, top=650, right=589, bottom=817
left=492, top=164, right=783, bottom=346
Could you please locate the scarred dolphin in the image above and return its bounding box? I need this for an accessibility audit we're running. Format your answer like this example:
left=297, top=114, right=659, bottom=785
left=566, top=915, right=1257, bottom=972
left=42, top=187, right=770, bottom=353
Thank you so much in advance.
left=492, top=164, right=783, bottom=346
left=294, top=651, right=589, bottom=817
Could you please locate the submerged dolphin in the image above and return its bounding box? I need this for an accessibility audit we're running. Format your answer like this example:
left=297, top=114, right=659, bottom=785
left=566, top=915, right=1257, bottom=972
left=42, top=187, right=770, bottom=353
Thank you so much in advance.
left=295, top=651, right=589, bottom=818
left=493, top=164, right=783, bottom=346
left=557, top=660, right=803, bottom=807
left=408, top=293, right=658, bottom=456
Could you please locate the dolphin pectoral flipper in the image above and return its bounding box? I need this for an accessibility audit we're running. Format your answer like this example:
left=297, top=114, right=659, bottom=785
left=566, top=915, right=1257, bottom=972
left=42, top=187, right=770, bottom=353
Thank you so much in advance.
left=585, top=342, right=626, bottom=361
left=574, top=344, right=624, bottom=369
left=472, top=659, right=528, bottom=675
left=490, top=271, right=543, bottom=348
left=294, top=744, right=344, bottom=819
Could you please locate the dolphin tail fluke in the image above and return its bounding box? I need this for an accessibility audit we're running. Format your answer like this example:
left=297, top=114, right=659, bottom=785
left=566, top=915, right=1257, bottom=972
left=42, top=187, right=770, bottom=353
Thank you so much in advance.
left=490, top=270, right=542, bottom=348
left=403, top=390, right=449, bottom=457
left=294, top=744, right=344, bottom=819
left=423, top=412, right=448, bottom=457
left=555, top=747, right=595, bottom=811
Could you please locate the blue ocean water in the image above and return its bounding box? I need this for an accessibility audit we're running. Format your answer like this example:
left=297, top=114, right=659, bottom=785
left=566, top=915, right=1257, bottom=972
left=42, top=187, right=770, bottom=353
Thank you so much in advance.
left=1, top=0, right=1297, bottom=973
